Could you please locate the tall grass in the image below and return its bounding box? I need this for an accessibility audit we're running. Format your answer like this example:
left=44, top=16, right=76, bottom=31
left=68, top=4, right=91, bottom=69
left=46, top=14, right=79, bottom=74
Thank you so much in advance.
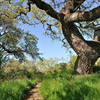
left=0, top=79, right=39, bottom=100
left=40, top=72, right=100, bottom=100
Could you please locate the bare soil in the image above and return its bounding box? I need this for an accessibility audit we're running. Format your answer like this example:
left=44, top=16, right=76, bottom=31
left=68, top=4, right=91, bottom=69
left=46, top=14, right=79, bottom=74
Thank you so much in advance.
left=24, top=83, right=43, bottom=100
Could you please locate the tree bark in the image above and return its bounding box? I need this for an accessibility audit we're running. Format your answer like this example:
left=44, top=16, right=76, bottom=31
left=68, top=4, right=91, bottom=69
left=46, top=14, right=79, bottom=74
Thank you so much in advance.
left=74, top=54, right=98, bottom=74
left=62, top=23, right=100, bottom=74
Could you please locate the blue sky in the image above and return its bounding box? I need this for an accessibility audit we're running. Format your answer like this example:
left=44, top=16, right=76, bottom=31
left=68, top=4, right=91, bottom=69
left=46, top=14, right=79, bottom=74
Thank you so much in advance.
left=20, top=24, right=75, bottom=62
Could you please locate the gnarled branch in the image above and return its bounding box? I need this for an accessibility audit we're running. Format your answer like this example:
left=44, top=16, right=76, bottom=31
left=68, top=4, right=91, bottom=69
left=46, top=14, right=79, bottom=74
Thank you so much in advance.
left=64, top=6, right=100, bottom=22
left=31, top=0, right=63, bottom=20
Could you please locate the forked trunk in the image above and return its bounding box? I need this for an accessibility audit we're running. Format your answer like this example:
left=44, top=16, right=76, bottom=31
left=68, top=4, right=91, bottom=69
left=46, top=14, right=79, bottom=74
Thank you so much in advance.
left=62, top=23, right=100, bottom=75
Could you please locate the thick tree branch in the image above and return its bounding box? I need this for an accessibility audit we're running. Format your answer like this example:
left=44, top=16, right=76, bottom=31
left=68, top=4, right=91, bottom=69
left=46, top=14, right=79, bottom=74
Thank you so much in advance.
left=31, top=0, right=63, bottom=20
left=64, top=6, right=100, bottom=22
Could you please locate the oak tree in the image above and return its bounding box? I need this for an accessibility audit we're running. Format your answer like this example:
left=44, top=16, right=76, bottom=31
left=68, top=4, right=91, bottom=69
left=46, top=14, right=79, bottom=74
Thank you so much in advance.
left=28, top=0, right=100, bottom=74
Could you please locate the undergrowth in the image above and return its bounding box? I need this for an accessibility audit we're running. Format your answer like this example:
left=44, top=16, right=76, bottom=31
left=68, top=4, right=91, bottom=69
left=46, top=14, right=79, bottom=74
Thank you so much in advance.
left=40, top=72, right=100, bottom=100
left=0, top=78, right=39, bottom=100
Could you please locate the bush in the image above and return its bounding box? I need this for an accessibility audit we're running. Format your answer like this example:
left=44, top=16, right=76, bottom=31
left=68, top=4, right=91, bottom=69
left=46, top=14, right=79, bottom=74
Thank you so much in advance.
left=1, top=59, right=38, bottom=80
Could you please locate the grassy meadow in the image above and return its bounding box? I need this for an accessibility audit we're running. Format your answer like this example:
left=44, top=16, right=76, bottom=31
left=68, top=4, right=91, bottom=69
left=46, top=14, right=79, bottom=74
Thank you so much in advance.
left=0, top=57, right=100, bottom=100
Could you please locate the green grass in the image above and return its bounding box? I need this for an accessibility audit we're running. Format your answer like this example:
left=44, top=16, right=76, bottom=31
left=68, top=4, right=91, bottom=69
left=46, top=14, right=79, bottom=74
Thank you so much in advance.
left=0, top=78, right=39, bottom=100
left=0, top=69, right=100, bottom=100
left=40, top=72, right=100, bottom=100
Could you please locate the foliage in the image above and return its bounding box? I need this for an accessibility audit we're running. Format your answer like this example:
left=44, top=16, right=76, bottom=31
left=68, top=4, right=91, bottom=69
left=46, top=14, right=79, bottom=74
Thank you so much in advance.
left=0, top=0, right=49, bottom=25
left=0, top=23, right=40, bottom=64
left=40, top=73, right=100, bottom=100
left=0, top=1, right=40, bottom=65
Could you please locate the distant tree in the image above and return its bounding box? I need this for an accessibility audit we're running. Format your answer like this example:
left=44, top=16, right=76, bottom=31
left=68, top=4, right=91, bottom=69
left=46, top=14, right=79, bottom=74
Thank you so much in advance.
left=35, top=58, right=58, bottom=72
left=3, top=59, right=37, bottom=79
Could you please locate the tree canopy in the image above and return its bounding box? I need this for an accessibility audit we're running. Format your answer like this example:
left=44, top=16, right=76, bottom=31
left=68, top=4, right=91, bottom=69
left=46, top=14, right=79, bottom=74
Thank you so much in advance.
left=0, top=3, right=40, bottom=66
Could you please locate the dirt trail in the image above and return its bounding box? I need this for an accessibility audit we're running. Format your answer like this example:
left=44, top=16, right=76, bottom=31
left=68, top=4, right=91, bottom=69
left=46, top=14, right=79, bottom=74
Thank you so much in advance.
left=24, top=83, right=43, bottom=100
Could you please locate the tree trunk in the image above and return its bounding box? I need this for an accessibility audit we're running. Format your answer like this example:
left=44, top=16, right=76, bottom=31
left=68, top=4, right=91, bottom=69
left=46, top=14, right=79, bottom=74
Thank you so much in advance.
left=74, top=42, right=100, bottom=74
left=62, top=23, right=100, bottom=75
left=74, top=53, right=98, bottom=74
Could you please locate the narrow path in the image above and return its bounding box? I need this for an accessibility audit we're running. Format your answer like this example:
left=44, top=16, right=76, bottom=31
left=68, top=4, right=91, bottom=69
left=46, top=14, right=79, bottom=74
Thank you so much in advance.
left=24, top=83, right=43, bottom=100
